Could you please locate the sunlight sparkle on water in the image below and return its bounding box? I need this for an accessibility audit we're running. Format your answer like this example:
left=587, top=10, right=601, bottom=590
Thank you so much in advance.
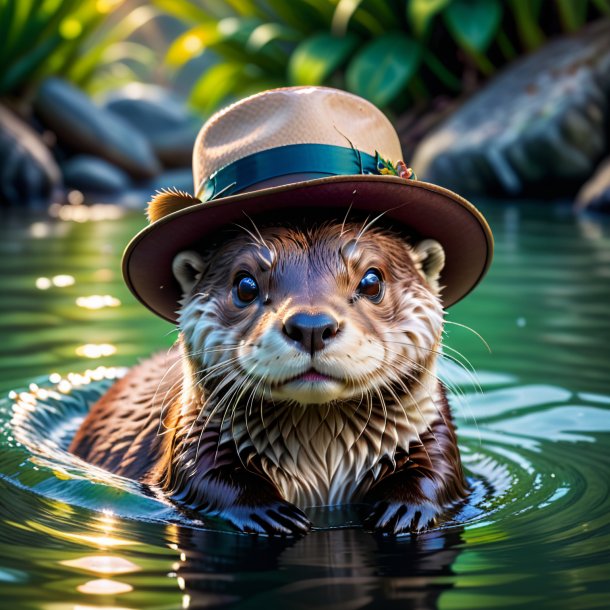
left=77, top=579, right=133, bottom=595
left=50, top=202, right=124, bottom=223
left=36, top=275, right=76, bottom=290
left=29, top=222, right=50, bottom=238
left=53, top=275, right=76, bottom=287
left=35, top=277, right=52, bottom=290
left=60, top=556, right=140, bottom=575
left=76, top=295, right=121, bottom=309
left=72, top=534, right=134, bottom=548
left=75, top=344, right=117, bottom=358
left=73, top=605, right=134, bottom=610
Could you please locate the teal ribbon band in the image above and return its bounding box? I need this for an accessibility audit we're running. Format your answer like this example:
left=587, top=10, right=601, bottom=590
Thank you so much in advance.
left=199, top=143, right=405, bottom=202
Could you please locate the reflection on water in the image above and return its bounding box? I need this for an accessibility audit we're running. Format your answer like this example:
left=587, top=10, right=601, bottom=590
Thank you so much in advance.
left=0, top=202, right=609, bottom=609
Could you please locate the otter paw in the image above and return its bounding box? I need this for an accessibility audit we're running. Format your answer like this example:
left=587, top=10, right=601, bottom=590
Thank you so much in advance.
left=363, top=501, right=439, bottom=535
left=221, top=501, right=311, bottom=537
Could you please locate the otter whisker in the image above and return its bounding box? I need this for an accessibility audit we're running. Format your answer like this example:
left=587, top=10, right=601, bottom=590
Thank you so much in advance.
left=375, top=344, right=483, bottom=450
left=190, top=373, right=246, bottom=465
left=372, top=338, right=472, bottom=427
left=444, top=319, right=491, bottom=353
left=154, top=345, right=239, bottom=435
left=355, top=210, right=389, bottom=245
left=381, top=337, right=483, bottom=398
left=212, top=368, right=257, bottom=466
left=438, top=341, right=484, bottom=393
left=384, top=373, right=444, bottom=470
left=339, top=203, right=353, bottom=237
left=192, top=355, right=243, bottom=385
left=363, top=336, right=456, bottom=445
left=183, top=368, right=244, bottom=446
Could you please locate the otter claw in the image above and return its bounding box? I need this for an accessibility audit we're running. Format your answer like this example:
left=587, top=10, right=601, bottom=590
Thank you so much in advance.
left=363, top=501, right=439, bottom=535
left=224, top=502, right=311, bottom=537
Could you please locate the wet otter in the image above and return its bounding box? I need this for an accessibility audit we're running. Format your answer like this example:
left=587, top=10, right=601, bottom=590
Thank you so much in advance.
left=70, top=219, right=467, bottom=536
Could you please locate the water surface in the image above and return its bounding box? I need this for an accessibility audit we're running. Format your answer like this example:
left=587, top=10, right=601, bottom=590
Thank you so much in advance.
left=0, top=202, right=609, bottom=609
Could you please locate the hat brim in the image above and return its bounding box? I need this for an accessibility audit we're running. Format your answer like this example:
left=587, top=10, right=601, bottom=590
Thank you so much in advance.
left=123, top=175, right=493, bottom=323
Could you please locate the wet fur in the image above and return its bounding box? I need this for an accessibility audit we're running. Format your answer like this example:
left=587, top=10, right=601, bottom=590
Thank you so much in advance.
left=70, top=220, right=467, bottom=536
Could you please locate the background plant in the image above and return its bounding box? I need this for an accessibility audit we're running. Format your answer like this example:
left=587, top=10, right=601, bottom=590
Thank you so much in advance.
left=0, top=0, right=159, bottom=104
left=156, top=0, right=610, bottom=115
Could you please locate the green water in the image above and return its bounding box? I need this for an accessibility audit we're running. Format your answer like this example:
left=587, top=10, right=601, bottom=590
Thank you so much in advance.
left=0, top=202, right=609, bottom=609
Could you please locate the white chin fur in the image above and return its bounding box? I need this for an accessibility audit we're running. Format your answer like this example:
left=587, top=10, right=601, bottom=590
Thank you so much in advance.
left=269, top=378, right=347, bottom=405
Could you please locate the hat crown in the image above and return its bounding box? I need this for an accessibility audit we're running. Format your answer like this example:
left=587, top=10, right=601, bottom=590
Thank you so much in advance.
left=193, top=87, right=403, bottom=192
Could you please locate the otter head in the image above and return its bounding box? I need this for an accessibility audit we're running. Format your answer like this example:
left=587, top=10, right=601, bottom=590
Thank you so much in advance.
left=172, top=221, right=445, bottom=407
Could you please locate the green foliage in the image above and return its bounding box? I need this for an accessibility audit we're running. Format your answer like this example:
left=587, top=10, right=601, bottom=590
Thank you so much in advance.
left=346, top=33, right=421, bottom=107
left=0, top=0, right=158, bottom=98
left=444, top=0, right=502, bottom=53
left=156, top=0, right=608, bottom=114
left=289, top=33, right=358, bottom=85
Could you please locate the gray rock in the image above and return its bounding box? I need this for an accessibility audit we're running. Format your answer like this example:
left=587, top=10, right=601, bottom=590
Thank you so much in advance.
left=101, top=83, right=190, bottom=130
left=412, top=19, right=610, bottom=197
left=147, top=122, right=199, bottom=168
left=575, top=157, right=610, bottom=213
left=101, top=83, right=200, bottom=168
left=0, top=104, right=62, bottom=207
left=34, top=78, right=161, bottom=179
left=147, top=167, right=194, bottom=194
left=119, top=168, right=195, bottom=211
left=62, top=155, right=132, bottom=194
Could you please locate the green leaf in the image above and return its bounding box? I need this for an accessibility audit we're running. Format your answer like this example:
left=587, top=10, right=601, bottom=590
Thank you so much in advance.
left=264, top=0, right=329, bottom=33
left=554, top=0, right=588, bottom=32
left=0, top=0, right=19, bottom=62
left=0, top=33, right=62, bottom=93
left=68, top=5, right=160, bottom=85
left=591, top=0, right=610, bottom=14
left=331, top=0, right=385, bottom=36
left=421, top=49, right=461, bottom=90
left=247, top=23, right=300, bottom=54
left=189, top=62, right=247, bottom=113
left=165, top=23, right=221, bottom=68
left=507, top=0, right=545, bottom=50
left=345, top=32, right=421, bottom=107
left=407, top=0, right=451, bottom=37
left=288, top=33, right=358, bottom=85
left=150, top=0, right=214, bottom=23
left=444, top=0, right=502, bottom=53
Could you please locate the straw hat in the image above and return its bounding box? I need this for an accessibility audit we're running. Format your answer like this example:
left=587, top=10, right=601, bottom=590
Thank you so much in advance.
left=123, top=86, right=493, bottom=323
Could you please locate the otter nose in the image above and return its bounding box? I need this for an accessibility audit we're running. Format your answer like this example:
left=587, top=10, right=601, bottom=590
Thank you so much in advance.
left=282, top=312, right=339, bottom=354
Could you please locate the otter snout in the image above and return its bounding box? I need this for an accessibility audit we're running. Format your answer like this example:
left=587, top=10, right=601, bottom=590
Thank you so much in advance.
left=282, top=311, right=340, bottom=354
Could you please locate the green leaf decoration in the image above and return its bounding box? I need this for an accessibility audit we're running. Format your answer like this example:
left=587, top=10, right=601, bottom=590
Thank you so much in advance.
left=288, top=33, right=358, bottom=86
left=345, top=32, right=421, bottom=107
left=444, top=0, right=502, bottom=53
left=407, top=0, right=451, bottom=38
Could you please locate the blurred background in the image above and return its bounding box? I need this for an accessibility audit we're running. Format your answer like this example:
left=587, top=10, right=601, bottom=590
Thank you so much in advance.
left=1, top=2, right=610, bottom=610
left=2, top=0, right=610, bottom=210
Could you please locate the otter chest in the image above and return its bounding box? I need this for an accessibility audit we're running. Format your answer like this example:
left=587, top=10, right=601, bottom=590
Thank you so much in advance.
left=230, top=401, right=430, bottom=508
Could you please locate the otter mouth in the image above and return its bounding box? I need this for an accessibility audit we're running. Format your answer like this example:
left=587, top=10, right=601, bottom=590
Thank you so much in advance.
left=281, top=368, right=341, bottom=386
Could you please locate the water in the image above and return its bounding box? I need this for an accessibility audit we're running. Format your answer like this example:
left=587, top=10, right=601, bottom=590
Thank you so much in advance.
left=0, top=202, right=609, bottom=609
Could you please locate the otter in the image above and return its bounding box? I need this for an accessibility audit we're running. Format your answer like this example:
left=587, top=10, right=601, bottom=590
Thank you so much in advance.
left=70, top=219, right=467, bottom=536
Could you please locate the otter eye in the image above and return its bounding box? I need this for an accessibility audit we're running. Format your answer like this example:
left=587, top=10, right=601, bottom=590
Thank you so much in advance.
left=233, top=274, right=259, bottom=306
left=357, top=268, right=384, bottom=303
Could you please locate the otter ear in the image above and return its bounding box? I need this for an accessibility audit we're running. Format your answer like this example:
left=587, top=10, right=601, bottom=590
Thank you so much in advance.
left=413, top=239, right=445, bottom=294
left=172, top=250, right=207, bottom=297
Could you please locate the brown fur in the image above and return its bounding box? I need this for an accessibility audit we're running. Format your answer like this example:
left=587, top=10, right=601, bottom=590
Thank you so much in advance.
left=70, top=220, right=467, bottom=536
